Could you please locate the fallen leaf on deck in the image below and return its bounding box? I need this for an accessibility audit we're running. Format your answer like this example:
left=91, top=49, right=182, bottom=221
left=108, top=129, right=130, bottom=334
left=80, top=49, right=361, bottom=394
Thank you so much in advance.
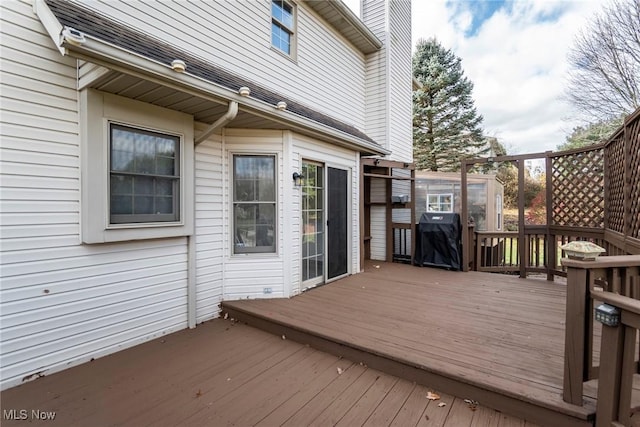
left=195, top=389, right=202, bottom=398
left=426, top=391, right=440, bottom=400
left=464, top=399, right=478, bottom=410
left=224, top=312, right=229, bottom=320
left=337, top=367, right=344, bottom=375
left=437, top=402, right=446, bottom=407
left=374, top=265, right=380, bottom=269
left=282, top=335, right=286, bottom=340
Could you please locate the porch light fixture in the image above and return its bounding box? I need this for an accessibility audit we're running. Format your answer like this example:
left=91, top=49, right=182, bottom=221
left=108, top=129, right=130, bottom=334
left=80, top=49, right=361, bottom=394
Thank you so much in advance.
left=62, top=27, right=86, bottom=46
left=238, top=86, right=251, bottom=97
left=276, top=101, right=287, bottom=111
left=171, top=59, right=186, bottom=73
left=292, top=172, right=304, bottom=187
left=595, top=303, right=620, bottom=327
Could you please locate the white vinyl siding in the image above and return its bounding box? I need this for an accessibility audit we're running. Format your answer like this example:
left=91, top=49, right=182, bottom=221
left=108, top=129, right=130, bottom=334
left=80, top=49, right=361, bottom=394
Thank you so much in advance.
left=0, top=1, right=189, bottom=390
left=363, top=0, right=388, bottom=149
left=83, top=0, right=367, bottom=131
left=194, top=127, right=224, bottom=322
left=388, top=0, right=412, bottom=162
left=369, top=176, right=387, bottom=261
left=363, top=0, right=412, bottom=162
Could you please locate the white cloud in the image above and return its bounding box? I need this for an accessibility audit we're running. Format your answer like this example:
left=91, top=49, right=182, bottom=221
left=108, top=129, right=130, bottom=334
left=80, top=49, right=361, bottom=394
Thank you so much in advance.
left=346, top=0, right=609, bottom=154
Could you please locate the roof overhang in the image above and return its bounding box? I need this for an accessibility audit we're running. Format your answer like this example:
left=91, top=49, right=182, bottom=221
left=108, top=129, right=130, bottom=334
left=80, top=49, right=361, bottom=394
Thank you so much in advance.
left=34, top=0, right=389, bottom=157
left=302, top=0, right=382, bottom=54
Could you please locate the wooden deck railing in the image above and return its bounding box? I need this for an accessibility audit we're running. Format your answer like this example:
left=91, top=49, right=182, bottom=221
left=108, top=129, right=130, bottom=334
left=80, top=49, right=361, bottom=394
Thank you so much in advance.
left=591, top=290, right=640, bottom=427
left=472, top=227, right=607, bottom=278
left=561, top=255, right=640, bottom=407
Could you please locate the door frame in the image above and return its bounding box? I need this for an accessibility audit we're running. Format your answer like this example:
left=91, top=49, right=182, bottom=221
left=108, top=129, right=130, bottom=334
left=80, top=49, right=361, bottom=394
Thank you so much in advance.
left=325, top=164, right=351, bottom=283
left=299, top=160, right=352, bottom=290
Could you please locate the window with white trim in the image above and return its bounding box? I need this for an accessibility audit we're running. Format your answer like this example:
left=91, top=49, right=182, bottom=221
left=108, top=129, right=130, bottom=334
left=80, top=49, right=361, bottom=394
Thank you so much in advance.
left=233, top=154, right=277, bottom=254
left=109, top=124, right=180, bottom=224
left=427, top=193, right=453, bottom=212
left=81, top=89, right=193, bottom=244
left=271, top=0, right=295, bottom=56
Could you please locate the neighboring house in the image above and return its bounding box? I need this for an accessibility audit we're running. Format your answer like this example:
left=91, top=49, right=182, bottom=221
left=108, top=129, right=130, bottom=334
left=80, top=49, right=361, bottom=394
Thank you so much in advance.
left=0, top=0, right=412, bottom=390
left=415, top=171, right=504, bottom=232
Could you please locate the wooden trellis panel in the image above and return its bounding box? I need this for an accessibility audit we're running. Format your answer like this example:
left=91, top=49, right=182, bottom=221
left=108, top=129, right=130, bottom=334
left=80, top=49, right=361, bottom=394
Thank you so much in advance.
left=627, top=115, right=640, bottom=239
left=605, top=135, right=626, bottom=233
left=551, top=148, right=605, bottom=228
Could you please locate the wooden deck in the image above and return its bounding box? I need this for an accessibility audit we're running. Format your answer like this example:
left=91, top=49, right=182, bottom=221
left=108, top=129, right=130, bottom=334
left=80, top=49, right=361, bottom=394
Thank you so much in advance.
left=222, top=261, right=640, bottom=427
left=0, top=318, right=532, bottom=427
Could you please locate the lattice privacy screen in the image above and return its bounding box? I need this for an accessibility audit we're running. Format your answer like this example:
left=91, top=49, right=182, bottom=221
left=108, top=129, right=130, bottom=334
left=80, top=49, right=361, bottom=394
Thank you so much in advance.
left=627, top=118, right=640, bottom=238
left=605, top=136, right=626, bottom=233
left=551, top=148, right=605, bottom=228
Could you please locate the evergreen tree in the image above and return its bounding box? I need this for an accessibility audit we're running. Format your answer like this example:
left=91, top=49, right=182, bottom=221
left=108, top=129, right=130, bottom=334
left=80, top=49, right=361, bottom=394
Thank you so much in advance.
left=413, top=38, right=484, bottom=172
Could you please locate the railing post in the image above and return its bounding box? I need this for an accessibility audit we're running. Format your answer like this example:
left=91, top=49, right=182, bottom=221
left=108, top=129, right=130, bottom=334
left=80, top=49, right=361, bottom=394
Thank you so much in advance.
left=563, top=265, right=589, bottom=405
left=545, top=151, right=555, bottom=281
left=461, top=161, right=470, bottom=272
left=467, top=224, right=476, bottom=271
left=517, top=159, right=526, bottom=278
left=595, top=322, right=624, bottom=427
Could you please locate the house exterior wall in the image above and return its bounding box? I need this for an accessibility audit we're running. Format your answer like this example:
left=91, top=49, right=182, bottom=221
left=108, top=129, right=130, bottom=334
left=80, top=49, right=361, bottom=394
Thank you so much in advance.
left=0, top=0, right=410, bottom=390
left=77, top=0, right=367, bottom=131
left=363, top=0, right=412, bottom=261
left=0, top=0, right=190, bottom=390
left=194, top=128, right=224, bottom=322
left=363, top=0, right=412, bottom=162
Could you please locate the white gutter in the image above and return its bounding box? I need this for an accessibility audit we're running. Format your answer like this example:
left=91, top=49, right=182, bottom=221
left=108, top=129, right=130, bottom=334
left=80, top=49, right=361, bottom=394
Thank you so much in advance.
left=195, top=101, right=238, bottom=145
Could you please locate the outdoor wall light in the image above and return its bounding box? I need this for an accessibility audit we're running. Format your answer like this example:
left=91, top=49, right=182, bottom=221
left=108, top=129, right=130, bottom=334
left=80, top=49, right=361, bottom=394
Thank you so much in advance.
left=595, top=303, right=620, bottom=327
left=238, top=86, right=251, bottom=97
left=276, top=101, right=287, bottom=111
left=292, top=172, right=304, bottom=187
left=171, top=59, right=186, bottom=73
left=62, top=27, right=86, bottom=46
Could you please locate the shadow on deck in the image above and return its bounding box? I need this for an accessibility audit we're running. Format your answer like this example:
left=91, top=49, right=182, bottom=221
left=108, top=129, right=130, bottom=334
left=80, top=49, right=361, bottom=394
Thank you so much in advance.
left=222, top=261, right=640, bottom=427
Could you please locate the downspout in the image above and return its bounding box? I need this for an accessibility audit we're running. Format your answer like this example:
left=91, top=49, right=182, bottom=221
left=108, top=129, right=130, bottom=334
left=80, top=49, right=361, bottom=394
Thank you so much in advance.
left=188, top=101, right=238, bottom=329
left=195, top=101, right=238, bottom=145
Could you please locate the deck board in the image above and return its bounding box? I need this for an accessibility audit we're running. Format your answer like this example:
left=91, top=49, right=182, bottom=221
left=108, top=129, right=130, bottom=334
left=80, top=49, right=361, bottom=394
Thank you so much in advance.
left=1, top=319, right=513, bottom=427
left=222, top=261, right=606, bottom=426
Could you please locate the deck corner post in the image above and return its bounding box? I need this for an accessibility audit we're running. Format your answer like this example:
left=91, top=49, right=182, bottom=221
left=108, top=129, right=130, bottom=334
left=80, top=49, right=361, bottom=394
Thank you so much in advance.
left=563, top=265, right=588, bottom=405
left=595, top=322, right=625, bottom=427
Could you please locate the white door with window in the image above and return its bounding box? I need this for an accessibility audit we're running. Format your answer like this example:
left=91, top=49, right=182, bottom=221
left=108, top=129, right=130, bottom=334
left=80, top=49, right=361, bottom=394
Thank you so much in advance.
left=301, top=162, right=324, bottom=288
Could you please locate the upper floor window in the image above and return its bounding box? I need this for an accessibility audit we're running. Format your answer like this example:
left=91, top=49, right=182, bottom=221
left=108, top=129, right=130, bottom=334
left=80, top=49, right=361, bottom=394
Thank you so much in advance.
left=271, top=0, right=295, bottom=56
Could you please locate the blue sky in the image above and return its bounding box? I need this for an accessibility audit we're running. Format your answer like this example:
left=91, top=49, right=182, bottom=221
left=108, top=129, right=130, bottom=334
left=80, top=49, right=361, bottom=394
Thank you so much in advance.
left=345, top=0, right=608, bottom=154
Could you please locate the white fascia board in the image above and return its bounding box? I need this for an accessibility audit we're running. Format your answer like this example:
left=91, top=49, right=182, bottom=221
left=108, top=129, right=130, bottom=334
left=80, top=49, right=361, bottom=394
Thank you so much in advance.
left=33, top=0, right=66, bottom=55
